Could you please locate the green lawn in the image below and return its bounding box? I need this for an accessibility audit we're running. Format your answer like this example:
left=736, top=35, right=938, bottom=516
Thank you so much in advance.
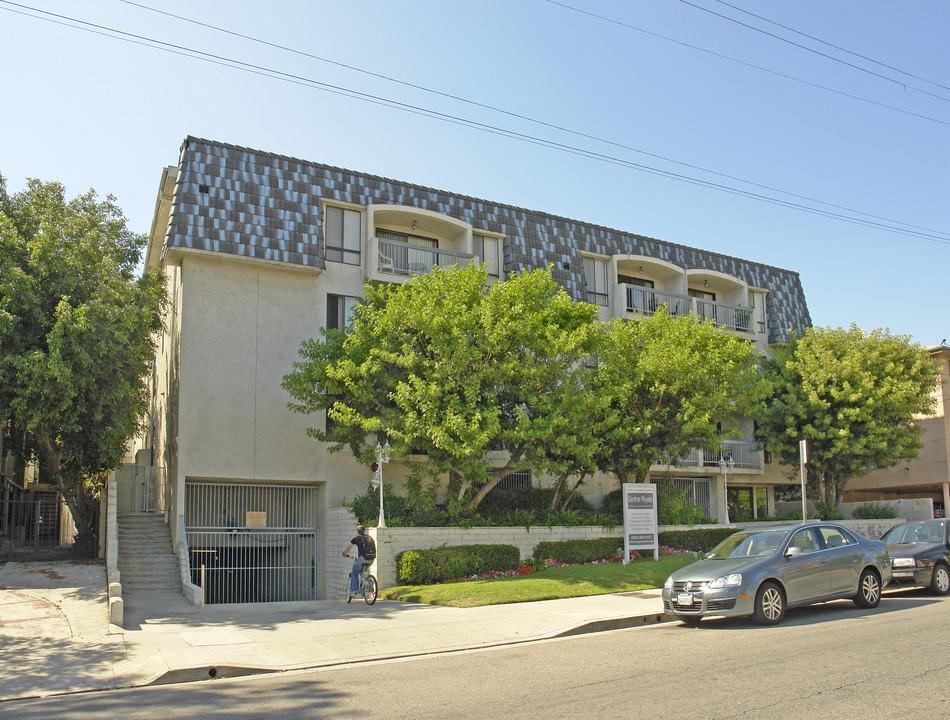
left=378, top=554, right=697, bottom=608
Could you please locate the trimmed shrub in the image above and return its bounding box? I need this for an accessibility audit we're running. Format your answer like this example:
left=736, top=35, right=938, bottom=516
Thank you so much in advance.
left=852, top=501, right=898, bottom=519
left=532, top=537, right=622, bottom=564
left=395, top=544, right=520, bottom=585
left=658, top=527, right=736, bottom=553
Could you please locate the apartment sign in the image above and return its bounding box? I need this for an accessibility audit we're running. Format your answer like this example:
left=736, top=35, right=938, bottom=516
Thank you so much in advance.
left=622, top=483, right=659, bottom=563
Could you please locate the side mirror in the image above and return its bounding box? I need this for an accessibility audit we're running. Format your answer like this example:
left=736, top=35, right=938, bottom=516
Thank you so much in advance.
left=785, top=546, right=804, bottom=558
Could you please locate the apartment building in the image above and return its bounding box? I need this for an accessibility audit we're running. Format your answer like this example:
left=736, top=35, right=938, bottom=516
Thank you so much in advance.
left=131, top=136, right=811, bottom=602
left=844, top=344, right=950, bottom=517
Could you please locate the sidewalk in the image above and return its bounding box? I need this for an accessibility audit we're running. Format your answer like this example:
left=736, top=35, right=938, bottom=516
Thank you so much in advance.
left=0, top=560, right=671, bottom=701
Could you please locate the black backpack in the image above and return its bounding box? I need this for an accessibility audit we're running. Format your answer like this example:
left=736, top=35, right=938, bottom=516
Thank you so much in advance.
left=361, top=534, right=376, bottom=561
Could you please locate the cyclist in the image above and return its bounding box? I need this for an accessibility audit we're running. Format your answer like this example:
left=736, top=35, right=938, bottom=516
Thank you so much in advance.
left=342, top=524, right=376, bottom=599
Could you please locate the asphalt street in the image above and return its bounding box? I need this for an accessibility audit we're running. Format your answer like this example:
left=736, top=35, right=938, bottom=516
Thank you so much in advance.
left=5, top=587, right=946, bottom=720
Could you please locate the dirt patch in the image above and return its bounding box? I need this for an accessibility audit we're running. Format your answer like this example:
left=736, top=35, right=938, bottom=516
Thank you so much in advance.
left=25, top=568, right=65, bottom=580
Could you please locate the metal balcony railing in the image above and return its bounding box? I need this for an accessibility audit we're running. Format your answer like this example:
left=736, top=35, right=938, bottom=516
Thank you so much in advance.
left=693, top=299, right=753, bottom=332
left=667, top=440, right=762, bottom=470
left=377, top=238, right=474, bottom=277
left=620, top=284, right=754, bottom=332
left=624, top=286, right=692, bottom=317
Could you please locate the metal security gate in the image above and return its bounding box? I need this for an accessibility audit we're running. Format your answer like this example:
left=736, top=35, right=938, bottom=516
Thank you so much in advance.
left=0, top=495, right=72, bottom=560
left=115, top=465, right=165, bottom=512
left=184, top=482, right=319, bottom=604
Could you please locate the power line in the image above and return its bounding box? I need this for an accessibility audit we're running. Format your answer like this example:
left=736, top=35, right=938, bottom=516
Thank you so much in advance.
left=115, top=0, right=948, bottom=241
left=706, top=0, right=950, bottom=95
left=543, top=0, right=950, bottom=126
left=679, top=0, right=950, bottom=104
left=2, top=0, right=949, bottom=246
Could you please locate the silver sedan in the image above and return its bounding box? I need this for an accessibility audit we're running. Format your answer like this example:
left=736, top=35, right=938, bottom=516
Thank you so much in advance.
left=662, top=522, right=892, bottom=625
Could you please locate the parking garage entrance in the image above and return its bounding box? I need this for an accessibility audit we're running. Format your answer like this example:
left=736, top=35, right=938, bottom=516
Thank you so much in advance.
left=184, top=481, right=319, bottom=604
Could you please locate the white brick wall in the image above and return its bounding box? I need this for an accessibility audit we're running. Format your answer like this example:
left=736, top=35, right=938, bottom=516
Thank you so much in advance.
left=326, top=506, right=360, bottom=600
left=328, top=511, right=901, bottom=596
left=373, top=525, right=624, bottom=589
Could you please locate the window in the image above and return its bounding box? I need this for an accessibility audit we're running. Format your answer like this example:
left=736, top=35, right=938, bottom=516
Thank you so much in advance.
left=474, top=234, right=501, bottom=278
left=789, top=528, right=820, bottom=554
left=817, top=526, right=855, bottom=548
left=325, top=206, right=361, bottom=265
left=377, top=229, right=437, bottom=274
left=651, top=476, right=712, bottom=518
left=688, top=288, right=716, bottom=302
left=583, top=256, right=609, bottom=306
left=750, top=290, right=767, bottom=333
left=617, top=274, right=654, bottom=288
left=327, top=294, right=359, bottom=332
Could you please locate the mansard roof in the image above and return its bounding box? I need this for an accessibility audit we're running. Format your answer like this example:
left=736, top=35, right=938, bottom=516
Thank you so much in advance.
left=163, top=136, right=811, bottom=341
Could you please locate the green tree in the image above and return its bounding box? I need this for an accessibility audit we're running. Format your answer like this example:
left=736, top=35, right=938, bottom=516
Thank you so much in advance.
left=593, top=308, right=766, bottom=485
left=282, top=263, right=600, bottom=513
left=0, top=176, right=165, bottom=555
left=755, top=325, right=940, bottom=518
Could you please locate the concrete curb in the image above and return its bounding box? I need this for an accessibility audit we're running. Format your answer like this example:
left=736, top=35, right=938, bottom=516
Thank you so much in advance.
left=140, top=610, right=678, bottom=689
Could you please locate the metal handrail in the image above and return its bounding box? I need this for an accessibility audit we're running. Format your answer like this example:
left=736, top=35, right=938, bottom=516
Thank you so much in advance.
left=377, top=237, right=474, bottom=276
left=623, top=285, right=692, bottom=317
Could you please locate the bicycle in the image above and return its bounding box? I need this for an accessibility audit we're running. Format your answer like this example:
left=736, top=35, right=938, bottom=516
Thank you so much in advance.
left=343, top=553, right=378, bottom=605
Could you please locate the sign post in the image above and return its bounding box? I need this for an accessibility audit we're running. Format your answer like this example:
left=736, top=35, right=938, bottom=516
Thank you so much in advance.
left=799, top=439, right=808, bottom=522
left=622, top=483, right=659, bottom=563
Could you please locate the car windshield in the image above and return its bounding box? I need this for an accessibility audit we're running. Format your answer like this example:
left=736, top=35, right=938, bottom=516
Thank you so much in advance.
left=706, top=529, right=790, bottom=559
left=883, top=521, right=946, bottom=545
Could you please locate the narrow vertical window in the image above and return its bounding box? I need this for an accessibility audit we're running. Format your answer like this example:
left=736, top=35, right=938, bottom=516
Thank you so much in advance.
left=583, top=256, right=609, bottom=306
left=327, top=294, right=359, bottom=332
left=751, top=291, right=767, bottom=333
left=325, top=206, right=362, bottom=265
left=474, top=234, right=500, bottom=278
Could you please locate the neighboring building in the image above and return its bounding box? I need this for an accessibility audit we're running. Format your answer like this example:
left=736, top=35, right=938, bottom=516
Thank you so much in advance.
left=843, top=344, right=950, bottom=517
left=133, top=136, right=811, bottom=602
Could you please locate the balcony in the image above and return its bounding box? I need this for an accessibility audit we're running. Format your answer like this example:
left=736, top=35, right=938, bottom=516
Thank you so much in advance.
left=672, top=441, right=762, bottom=471
left=620, top=283, right=752, bottom=333
left=624, top=285, right=692, bottom=318
left=693, top=299, right=753, bottom=333
left=376, top=237, right=474, bottom=278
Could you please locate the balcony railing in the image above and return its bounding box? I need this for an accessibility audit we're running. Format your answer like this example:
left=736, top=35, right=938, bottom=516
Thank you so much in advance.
left=670, top=440, right=762, bottom=470
left=624, top=286, right=692, bottom=317
left=377, top=238, right=474, bottom=277
left=693, top=299, right=753, bottom=332
left=620, top=283, right=753, bottom=332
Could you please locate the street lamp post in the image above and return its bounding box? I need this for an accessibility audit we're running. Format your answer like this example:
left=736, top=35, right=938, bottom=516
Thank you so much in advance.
left=373, top=441, right=391, bottom=528
left=720, top=454, right=735, bottom=524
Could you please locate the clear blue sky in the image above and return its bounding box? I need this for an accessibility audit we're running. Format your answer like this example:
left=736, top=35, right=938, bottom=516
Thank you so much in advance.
left=1, top=1, right=947, bottom=345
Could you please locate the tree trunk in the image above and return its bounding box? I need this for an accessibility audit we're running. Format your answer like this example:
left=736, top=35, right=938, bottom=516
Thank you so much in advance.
left=549, top=474, right=569, bottom=512
left=41, top=440, right=100, bottom=558
left=465, top=457, right=518, bottom=511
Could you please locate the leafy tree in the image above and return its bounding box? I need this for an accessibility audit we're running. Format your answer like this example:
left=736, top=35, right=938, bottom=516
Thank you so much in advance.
left=755, top=325, right=940, bottom=518
left=282, top=263, right=600, bottom=513
left=0, top=175, right=165, bottom=555
left=593, top=308, right=766, bottom=484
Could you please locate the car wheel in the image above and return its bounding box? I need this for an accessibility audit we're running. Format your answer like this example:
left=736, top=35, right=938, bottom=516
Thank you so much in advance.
left=853, top=568, right=882, bottom=608
left=753, top=582, right=785, bottom=625
left=678, top=615, right=702, bottom=627
left=930, top=563, right=950, bottom=596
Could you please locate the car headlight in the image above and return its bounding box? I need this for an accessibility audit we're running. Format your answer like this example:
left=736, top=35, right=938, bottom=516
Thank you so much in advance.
left=664, top=576, right=674, bottom=590
left=709, top=573, right=742, bottom=589
left=892, top=558, right=916, bottom=568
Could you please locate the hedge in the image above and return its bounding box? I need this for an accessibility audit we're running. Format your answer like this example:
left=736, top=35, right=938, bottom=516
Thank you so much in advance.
left=395, top=544, right=521, bottom=585
left=658, top=528, right=736, bottom=553
left=532, top=537, right=622, bottom=564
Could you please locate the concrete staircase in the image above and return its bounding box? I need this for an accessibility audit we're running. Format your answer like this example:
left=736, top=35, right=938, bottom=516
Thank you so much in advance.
left=116, top=513, right=182, bottom=595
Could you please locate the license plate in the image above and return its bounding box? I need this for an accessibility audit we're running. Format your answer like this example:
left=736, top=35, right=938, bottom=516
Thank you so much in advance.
left=677, top=593, right=694, bottom=606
